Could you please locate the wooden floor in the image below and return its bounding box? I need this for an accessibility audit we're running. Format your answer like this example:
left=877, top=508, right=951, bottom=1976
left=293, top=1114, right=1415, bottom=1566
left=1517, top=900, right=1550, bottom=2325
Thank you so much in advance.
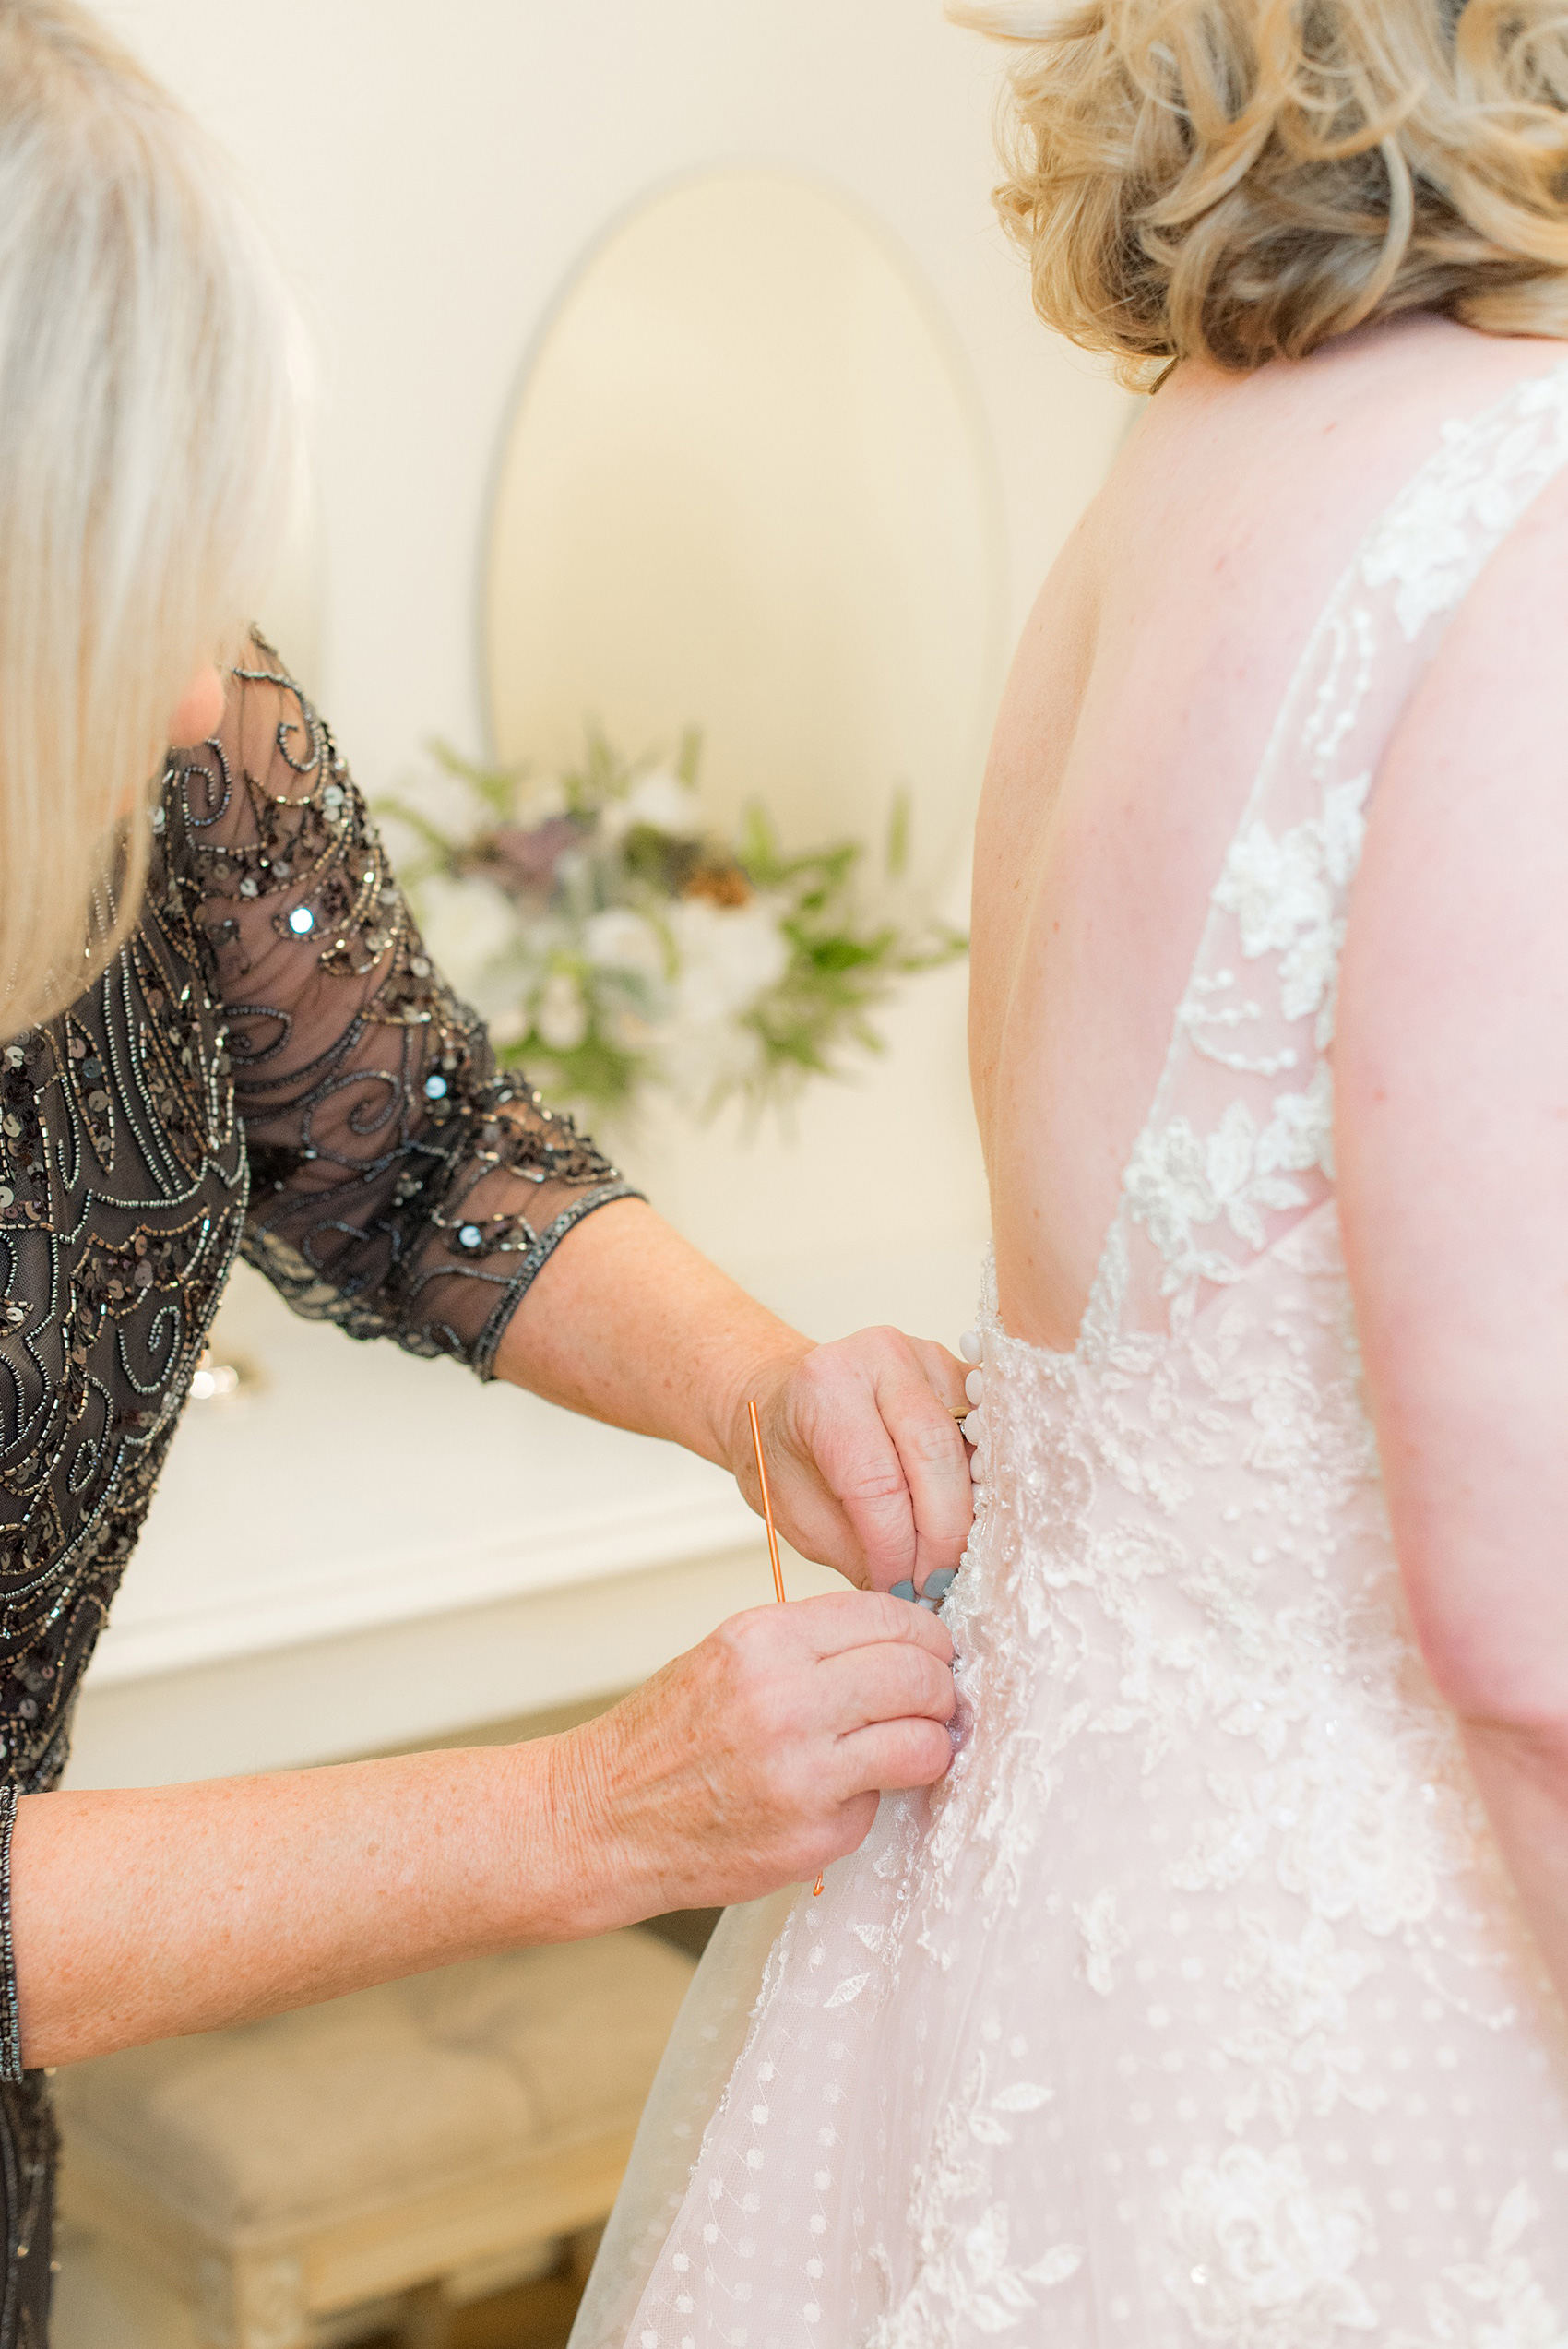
left=359, top=2255, right=585, bottom=2349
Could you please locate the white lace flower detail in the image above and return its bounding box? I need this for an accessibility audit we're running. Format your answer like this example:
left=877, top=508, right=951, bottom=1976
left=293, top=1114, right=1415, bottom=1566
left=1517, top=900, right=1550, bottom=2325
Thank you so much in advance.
left=1166, top=2144, right=1377, bottom=2346
left=1395, top=2185, right=1568, bottom=2349
left=1220, top=1915, right=1384, bottom=2133
left=866, top=2211, right=1082, bottom=2348
left=1214, top=775, right=1370, bottom=1040
left=1259, top=1062, right=1335, bottom=1185
left=1124, top=1104, right=1312, bottom=1296
left=1361, top=372, right=1568, bottom=640
left=1170, top=1700, right=1472, bottom=1938
left=865, top=2056, right=1081, bottom=2346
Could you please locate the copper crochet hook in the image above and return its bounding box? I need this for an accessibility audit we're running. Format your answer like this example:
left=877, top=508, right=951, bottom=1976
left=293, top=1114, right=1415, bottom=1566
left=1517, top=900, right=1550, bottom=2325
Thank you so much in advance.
left=747, top=1399, right=825, bottom=1896
left=747, top=1398, right=788, bottom=1605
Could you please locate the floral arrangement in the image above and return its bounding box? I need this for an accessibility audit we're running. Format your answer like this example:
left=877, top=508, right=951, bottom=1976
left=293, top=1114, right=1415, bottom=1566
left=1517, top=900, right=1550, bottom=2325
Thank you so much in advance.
left=380, top=732, right=966, bottom=1123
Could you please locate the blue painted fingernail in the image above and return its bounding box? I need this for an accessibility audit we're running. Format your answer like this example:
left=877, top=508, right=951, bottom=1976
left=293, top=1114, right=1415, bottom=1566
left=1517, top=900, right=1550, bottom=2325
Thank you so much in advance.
left=922, top=1568, right=958, bottom=1600
left=889, top=1580, right=918, bottom=1604
left=918, top=1596, right=940, bottom=1611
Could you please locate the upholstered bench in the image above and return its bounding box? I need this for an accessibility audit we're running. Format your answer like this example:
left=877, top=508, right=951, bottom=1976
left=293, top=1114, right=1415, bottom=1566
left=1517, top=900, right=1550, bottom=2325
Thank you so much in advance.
left=55, top=1927, right=695, bottom=2349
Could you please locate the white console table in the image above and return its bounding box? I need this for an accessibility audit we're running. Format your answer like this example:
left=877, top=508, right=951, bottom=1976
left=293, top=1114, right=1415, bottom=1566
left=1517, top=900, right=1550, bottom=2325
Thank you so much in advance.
left=65, top=1237, right=985, bottom=1790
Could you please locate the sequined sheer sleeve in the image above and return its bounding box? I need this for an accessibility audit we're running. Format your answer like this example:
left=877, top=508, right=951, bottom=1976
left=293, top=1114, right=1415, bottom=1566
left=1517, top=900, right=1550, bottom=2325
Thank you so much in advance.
left=166, top=637, right=640, bottom=1376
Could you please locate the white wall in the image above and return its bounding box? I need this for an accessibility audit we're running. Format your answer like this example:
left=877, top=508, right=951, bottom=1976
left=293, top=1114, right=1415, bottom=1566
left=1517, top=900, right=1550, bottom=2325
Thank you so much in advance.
left=100, top=0, right=1124, bottom=760
left=91, top=0, right=1128, bottom=1275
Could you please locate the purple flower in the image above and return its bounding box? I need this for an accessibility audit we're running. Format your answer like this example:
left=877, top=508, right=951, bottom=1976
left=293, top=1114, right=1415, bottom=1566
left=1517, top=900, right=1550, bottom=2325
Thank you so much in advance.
left=469, top=816, right=587, bottom=899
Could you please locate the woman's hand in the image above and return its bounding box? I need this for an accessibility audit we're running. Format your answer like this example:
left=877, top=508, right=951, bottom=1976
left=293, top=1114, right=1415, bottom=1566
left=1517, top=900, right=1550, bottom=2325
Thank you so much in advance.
left=729, top=1330, right=974, bottom=1593
left=11, top=1592, right=955, bottom=2068
left=494, top=1199, right=975, bottom=1592
left=550, top=1589, right=957, bottom=1928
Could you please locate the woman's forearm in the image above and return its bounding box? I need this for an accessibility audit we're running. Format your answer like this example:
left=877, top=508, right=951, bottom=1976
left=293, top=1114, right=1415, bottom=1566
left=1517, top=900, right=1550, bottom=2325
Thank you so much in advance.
left=1460, top=1717, right=1568, bottom=2010
left=494, top=1197, right=809, bottom=1468
left=12, top=1590, right=956, bottom=2070
left=11, top=1736, right=576, bottom=2069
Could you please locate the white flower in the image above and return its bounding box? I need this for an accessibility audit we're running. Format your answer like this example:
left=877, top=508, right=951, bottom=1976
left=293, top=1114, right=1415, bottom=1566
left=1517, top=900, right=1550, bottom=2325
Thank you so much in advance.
left=1361, top=375, right=1568, bottom=640
left=607, top=767, right=702, bottom=840
left=659, top=1014, right=766, bottom=1108
left=411, top=874, right=517, bottom=1021
left=1166, top=2145, right=1376, bottom=2346
left=1228, top=1914, right=1378, bottom=2053
left=670, top=899, right=789, bottom=1021
left=582, top=908, right=664, bottom=979
left=1219, top=1916, right=1384, bottom=2133
left=536, top=969, right=588, bottom=1052
left=1272, top=1715, right=1469, bottom=1938
left=638, top=896, right=790, bottom=1103
left=517, top=776, right=568, bottom=824
left=1172, top=1700, right=1469, bottom=1939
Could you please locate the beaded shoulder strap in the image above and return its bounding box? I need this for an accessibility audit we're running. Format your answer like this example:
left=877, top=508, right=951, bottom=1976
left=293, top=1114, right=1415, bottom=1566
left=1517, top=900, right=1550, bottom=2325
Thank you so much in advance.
left=1077, top=357, right=1568, bottom=1355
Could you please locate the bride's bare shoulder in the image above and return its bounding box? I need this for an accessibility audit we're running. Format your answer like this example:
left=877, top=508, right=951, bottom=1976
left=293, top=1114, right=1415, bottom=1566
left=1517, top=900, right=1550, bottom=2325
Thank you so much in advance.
left=1103, top=316, right=1566, bottom=530
left=1335, top=452, right=1568, bottom=1711
left=1338, top=431, right=1568, bottom=1053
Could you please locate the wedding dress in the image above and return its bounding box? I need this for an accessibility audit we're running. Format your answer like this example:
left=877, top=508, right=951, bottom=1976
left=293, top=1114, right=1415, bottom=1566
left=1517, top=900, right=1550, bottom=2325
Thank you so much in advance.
left=575, top=360, right=1568, bottom=2349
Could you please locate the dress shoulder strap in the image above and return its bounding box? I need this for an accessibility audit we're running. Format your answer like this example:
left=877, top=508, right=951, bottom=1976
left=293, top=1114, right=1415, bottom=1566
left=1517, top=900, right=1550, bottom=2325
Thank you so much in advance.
left=1079, top=355, right=1568, bottom=1355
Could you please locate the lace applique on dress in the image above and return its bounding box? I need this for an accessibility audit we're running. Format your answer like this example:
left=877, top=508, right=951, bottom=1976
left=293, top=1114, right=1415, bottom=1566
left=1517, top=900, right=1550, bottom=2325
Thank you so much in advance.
left=1391, top=2186, right=1568, bottom=2349
left=577, top=364, right=1568, bottom=2349
left=861, top=2056, right=1081, bottom=2349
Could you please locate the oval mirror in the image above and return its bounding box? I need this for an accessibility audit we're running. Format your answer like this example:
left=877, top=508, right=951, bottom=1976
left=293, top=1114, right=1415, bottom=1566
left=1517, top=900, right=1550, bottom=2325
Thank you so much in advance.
left=485, top=171, right=1008, bottom=896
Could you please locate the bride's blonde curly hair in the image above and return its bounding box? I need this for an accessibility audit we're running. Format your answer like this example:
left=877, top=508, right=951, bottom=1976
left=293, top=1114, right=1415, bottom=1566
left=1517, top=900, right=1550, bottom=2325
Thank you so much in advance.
left=949, top=0, right=1568, bottom=382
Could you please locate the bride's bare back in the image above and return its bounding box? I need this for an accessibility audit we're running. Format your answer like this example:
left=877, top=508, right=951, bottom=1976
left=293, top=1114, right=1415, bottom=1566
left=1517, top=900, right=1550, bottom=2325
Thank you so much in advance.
left=972, top=315, right=1568, bottom=1358
left=973, top=304, right=1568, bottom=2010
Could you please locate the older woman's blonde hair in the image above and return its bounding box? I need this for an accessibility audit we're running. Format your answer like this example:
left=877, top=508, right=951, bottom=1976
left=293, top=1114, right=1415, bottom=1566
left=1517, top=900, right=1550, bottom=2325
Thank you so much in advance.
left=949, top=0, right=1568, bottom=383
left=0, top=0, right=303, bottom=1040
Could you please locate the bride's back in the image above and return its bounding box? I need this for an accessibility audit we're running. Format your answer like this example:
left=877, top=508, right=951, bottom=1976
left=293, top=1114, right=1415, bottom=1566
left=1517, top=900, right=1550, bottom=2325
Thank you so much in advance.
left=971, top=314, right=1568, bottom=1349
left=956, top=0, right=1568, bottom=1353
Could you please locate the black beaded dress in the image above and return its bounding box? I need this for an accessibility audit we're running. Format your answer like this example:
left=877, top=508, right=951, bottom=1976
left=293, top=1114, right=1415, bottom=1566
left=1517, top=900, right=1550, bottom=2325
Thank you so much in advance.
left=0, top=638, right=636, bottom=2344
